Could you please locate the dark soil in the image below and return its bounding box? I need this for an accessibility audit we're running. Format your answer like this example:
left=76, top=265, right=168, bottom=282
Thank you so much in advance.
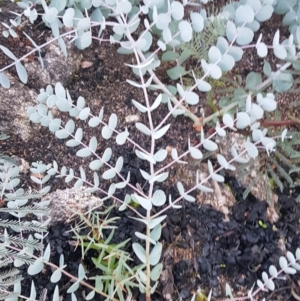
left=1, top=1, right=300, bottom=301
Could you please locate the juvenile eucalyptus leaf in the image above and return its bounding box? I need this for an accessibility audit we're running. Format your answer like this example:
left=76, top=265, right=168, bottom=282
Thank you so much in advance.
left=151, top=190, right=166, bottom=206
left=136, top=122, right=151, bottom=136
left=135, top=232, right=156, bottom=244
left=208, top=46, right=222, bottom=63
left=217, top=36, right=228, bottom=54
left=102, top=168, right=116, bottom=180
left=256, top=4, right=273, bottom=22
left=167, top=66, right=187, bottom=80
left=154, top=149, right=167, bottom=162
left=16, top=62, right=28, bottom=83
left=211, top=173, right=224, bottom=182
left=79, top=107, right=90, bottom=120
left=0, top=72, right=10, bottom=88
left=197, top=80, right=211, bottom=92
left=102, top=125, right=113, bottom=139
left=236, top=112, right=250, bottom=129
left=132, top=99, right=147, bottom=113
left=184, top=91, right=199, bottom=105
left=217, top=154, right=228, bottom=169
left=149, top=242, right=162, bottom=265
left=51, top=268, right=62, bottom=283
left=245, top=139, right=258, bottom=158
left=228, top=46, right=243, bottom=61
left=74, top=179, right=83, bottom=189
left=236, top=27, right=254, bottom=45
left=153, top=124, right=170, bottom=139
left=223, top=113, right=234, bottom=129
left=179, top=20, right=192, bottom=42
left=171, top=1, right=184, bottom=20
left=209, top=64, right=222, bottom=79
left=63, top=8, right=75, bottom=27
left=86, top=290, right=95, bottom=301
left=226, top=20, right=236, bottom=42
left=149, top=172, right=168, bottom=183
left=116, top=129, right=129, bottom=145
left=134, top=194, right=152, bottom=210
left=177, top=181, right=185, bottom=196
left=140, top=169, right=151, bottom=180
left=257, top=42, right=268, bottom=57
left=87, top=137, right=97, bottom=153
left=203, top=139, right=218, bottom=151
left=28, top=258, right=44, bottom=275
left=67, top=281, right=79, bottom=293
left=135, top=150, right=156, bottom=164
left=150, top=94, right=162, bottom=111
left=150, top=224, right=162, bottom=242
left=88, top=117, right=101, bottom=127
left=190, top=12, right=204, bottom=32
left=149, top=215, right=166, bottom=229
left=0, top=45, right=17, bottom=60
left=132, top=243, right=146, bottom=264
left=76, top=147, right=92, bottom=157
left=53, top=285, right=60, bottom=301
left=162, top=51, right=179, bottom=62
left=236, top=5, right=254, bottom=24
left=197, top=184, right=213, bottom=192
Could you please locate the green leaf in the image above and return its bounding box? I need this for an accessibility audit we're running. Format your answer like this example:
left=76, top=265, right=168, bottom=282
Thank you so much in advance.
left=161, top=51, right=179, bottom=62
left=167, top=66, right=187, bottom=80
left=263, top=60, right=272, bottom=77
left=246, top=72, right=262, bottom=90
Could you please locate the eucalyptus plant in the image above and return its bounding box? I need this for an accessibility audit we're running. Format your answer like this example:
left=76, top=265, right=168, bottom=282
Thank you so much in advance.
left=1, top=0, right=300, bottom=300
